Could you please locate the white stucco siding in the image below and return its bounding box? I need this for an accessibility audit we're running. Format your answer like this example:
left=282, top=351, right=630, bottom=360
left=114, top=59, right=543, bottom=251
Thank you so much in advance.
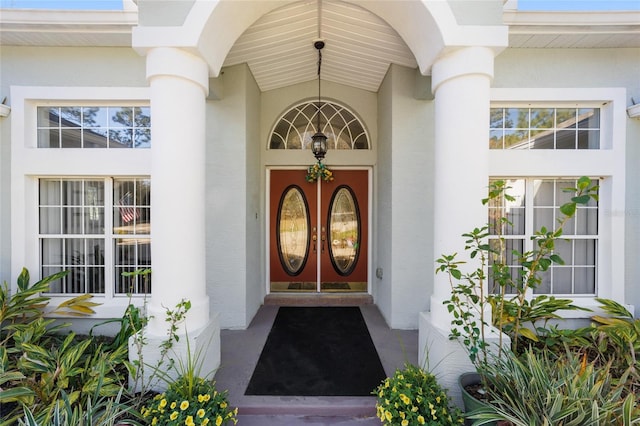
left=0, top=46, right=147, bottom=89
left=376, top=65, right=394, bottom=325
left=376, top=64, right=434, bottom=330
left=493, top=48, right=640, bottom=95
left=206, top=64, right=253, bottom=329
left=244, top=64, right=263, bottom=327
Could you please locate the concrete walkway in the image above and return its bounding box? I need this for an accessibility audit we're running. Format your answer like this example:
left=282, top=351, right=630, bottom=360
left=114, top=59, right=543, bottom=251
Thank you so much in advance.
left=214, top=304, right=418, bottom=425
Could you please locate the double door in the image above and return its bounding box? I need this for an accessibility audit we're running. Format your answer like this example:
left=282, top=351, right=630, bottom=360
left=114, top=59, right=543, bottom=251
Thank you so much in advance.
left=269, top=169, right=368, bottom=293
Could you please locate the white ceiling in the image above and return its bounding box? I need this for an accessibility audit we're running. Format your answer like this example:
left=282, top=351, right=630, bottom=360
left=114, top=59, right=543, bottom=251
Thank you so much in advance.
left=1, top=3, right=639, bottom=93
left=222, top=1, right=417, bottom=92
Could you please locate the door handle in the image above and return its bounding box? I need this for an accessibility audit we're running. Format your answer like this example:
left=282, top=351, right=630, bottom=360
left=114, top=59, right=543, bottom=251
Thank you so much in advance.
left=312, top=227, right=317, bottom=253
left=321, top=226, right=326, bottom=253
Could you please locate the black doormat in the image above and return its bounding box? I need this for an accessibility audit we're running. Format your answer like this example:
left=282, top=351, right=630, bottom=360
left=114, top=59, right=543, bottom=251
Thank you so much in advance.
left=245, top=307, right=386, bottom=396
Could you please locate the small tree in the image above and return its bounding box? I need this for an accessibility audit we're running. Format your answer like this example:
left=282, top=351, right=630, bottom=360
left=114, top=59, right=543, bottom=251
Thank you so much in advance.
left=435, top=177, right=598, bottom=369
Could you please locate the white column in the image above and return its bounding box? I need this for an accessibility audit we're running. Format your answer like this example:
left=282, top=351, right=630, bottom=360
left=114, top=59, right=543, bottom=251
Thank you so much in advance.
left=146, top=47, right=210, bottom=335
left=430, top=46, right=494, bottom=328
left=130, top=47, right=219, bottom=392
left=419, top=46, right=497, bottom=407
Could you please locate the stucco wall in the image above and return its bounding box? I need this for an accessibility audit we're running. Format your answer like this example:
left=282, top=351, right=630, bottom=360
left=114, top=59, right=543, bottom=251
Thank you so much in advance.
left=376, top=65, right=394, bottom=325
left=493, top=47, right=640, bottom=315
left=378, top=64, right=434, bottom=329
left=206, top=63, right=258, bottom=329
left=0, top=45, right=146, bottom=289
left=244, top=65, right=263, bottom=326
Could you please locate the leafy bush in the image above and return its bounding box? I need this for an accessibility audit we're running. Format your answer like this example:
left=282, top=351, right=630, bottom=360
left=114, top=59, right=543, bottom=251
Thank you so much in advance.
left=0, top=269, right=122, bottom=425
left=374, top=364, right=463, bottom=426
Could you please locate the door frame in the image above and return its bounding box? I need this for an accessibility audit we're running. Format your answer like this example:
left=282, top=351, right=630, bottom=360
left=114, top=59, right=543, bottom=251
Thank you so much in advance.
left=265, top=166, right=373, bottom=296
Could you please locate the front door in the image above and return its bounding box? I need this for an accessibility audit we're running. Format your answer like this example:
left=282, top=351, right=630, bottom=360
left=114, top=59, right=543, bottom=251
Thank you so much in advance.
left=269, top=169, right=368, bottom=293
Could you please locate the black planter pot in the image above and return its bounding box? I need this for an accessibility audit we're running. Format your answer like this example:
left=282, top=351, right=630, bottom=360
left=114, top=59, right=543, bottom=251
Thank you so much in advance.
left=458, top=372, right=496, bottom=426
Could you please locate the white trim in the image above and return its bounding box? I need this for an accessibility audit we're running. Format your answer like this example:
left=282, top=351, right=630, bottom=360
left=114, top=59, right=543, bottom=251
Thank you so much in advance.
left=489, top=87, right=627, bottom=314
left=10, top=85, right=151, bottom=318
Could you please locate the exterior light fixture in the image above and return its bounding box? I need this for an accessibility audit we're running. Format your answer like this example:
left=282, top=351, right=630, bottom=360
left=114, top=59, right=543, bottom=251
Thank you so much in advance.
left=311, top=39, right=327, bottom=161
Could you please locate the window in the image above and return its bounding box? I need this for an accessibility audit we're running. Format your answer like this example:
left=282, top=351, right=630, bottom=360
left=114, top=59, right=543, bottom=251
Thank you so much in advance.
left=270, top=101, right=370, bottom=150
left=39, top=178, right=151, bottom=295
left=37, top=106, right=151, bottom=148
left=490, top=107, right=600, bottom=150
left=488, top=178, right=598, bottom=296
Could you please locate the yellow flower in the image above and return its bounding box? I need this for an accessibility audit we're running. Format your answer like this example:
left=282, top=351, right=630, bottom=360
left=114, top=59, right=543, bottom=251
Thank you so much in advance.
left=185, top=416, right=195, bottom=426
left=180, top=400, right=189, bottom=411
left=216, top=415, right=223, bottom=426
left=401, top=420, right=409, bottom=426
left=171, top=401, right=177, bottom=409
left=399, top=394, right=411, bottom=405
left=198, top=394, right=206, bottom=403
left=170, top=411, right=179, bottom=421
left=385, top=411, right=392, bottom=421
left=159, top=399, right=167, bottom=408
left=202, top=419, right=210, bottom=426
left=417, top=415, right=425, bottom=424
left=197, top=408, right=206, bottom=418
left=220, top=401, right=228, bottom=409
left=151, top=418, right=158, bottom=426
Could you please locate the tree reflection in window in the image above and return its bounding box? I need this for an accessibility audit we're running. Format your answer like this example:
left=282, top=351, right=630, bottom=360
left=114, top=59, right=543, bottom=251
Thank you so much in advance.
left=37, top=106, right=151, bottom=148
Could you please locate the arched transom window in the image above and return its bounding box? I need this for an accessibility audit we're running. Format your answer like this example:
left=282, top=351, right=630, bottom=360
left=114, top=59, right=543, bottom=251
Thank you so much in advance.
left=269, top=101, right=370, bottom=151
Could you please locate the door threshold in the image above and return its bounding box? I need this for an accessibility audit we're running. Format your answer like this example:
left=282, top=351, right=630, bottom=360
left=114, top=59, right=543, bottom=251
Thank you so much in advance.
left=264, top=293, right=373, bottom=306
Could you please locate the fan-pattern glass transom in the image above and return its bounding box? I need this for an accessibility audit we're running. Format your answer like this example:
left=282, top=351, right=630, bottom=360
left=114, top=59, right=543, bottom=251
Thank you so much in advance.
left=269, top=101, right=369, bottom=151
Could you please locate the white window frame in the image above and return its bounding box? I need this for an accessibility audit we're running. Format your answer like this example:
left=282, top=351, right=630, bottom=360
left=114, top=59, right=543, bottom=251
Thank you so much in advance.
left=489, top=88, right=627, bottom=317
left=10, top=86, right=151, bottom=318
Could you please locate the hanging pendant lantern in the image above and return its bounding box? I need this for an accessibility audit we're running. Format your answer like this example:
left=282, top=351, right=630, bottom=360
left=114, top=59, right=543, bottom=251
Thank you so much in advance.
left=312, top=39, right=327, bottom=161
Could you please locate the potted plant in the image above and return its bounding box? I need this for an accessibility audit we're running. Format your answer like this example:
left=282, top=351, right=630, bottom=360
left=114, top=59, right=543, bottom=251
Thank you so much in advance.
left=374, top=363, right=464, bottom=425
left=435, top=177, right=598, bottom=421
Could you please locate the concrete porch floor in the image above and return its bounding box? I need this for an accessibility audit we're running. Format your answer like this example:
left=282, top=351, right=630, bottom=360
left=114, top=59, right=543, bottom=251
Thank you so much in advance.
left=213, top=304, right=418, bottom=425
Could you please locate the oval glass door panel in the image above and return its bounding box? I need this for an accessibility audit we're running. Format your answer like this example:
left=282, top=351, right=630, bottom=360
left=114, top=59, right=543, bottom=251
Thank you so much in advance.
left=328, top=186, right=360, bottom=275
left=277, top=186, right=310, bottom=276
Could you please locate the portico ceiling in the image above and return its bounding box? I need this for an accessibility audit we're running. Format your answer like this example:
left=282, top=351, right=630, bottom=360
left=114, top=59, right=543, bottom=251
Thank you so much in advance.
left=222, top=1, right=417, bottom=92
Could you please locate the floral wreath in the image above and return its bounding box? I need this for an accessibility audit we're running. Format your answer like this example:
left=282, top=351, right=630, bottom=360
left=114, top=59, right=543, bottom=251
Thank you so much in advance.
left=306, top=161, right=334, bottom=183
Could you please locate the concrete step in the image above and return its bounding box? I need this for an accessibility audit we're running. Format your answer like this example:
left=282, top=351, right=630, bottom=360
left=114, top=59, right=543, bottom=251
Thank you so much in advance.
left=236, top=414, right=379, bottom=425
left=264, top=293, right=374, bottom=306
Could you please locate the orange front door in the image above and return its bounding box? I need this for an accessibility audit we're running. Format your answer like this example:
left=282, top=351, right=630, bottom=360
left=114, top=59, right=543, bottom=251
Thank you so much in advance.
left=269, top=169, right=368, bottom=293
